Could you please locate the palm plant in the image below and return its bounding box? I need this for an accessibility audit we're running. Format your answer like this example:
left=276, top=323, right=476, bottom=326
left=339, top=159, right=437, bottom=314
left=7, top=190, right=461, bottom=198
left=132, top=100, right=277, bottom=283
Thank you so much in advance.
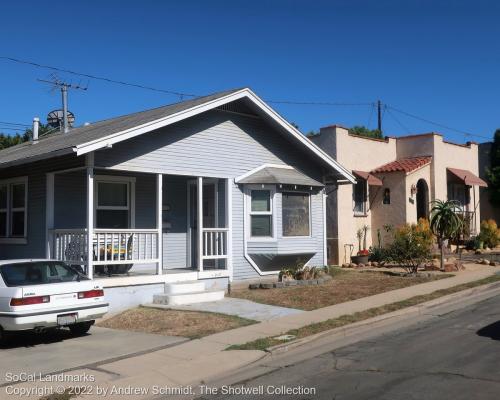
left=429, top=200, right=463, bottom=269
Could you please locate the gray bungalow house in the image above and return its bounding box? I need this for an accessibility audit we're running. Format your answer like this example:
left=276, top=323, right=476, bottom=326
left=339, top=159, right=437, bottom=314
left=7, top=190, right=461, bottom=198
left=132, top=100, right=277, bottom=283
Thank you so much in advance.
left=0, top=88, right=354, bottom=310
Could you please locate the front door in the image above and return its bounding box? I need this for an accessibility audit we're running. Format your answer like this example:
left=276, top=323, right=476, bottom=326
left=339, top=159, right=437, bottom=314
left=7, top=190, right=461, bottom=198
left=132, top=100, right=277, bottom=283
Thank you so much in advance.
left=188, top=181, right=217, bottom=269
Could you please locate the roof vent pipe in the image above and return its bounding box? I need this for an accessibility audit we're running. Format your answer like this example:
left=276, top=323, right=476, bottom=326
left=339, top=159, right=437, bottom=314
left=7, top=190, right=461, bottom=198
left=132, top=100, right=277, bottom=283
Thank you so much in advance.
left=32, top=117, right=39, bottom=142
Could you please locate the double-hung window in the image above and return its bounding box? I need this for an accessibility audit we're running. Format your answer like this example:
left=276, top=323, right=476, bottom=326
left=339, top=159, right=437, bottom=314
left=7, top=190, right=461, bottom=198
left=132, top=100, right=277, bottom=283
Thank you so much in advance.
left=353, top=179, right=367, bottom=215
left=249, top=189, right=273, bottom=238
left=282, top=192, right=310, bottom=237
left=95, top=180, right=132, bottom=229
left=0, top=178, right=27, bottom=241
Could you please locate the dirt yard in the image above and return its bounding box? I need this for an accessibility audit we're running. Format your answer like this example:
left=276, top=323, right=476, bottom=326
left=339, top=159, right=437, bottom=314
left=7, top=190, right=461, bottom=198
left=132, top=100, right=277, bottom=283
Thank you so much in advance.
left=229, top=269, right=451, bottom=311
left=97, top=307, right=256, bottom=339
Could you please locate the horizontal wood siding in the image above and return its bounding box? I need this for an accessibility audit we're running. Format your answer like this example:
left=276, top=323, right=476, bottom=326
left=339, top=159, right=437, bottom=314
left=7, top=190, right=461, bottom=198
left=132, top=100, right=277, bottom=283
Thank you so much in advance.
left=93, top=110, right=326, bottom=279
left=0, top=154, right=83, bottom=260
left=54, top=172, right=86, bottom=229
left=232, top=182, right=259, bottom=280
left=94, top=110, right=324, bottom=181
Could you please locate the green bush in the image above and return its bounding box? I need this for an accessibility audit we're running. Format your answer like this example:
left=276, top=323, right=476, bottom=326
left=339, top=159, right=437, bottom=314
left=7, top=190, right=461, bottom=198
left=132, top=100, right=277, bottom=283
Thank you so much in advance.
left=369, top=246, right=387, bottom=262
left=386, top=220, right=433, bottom=274
left=477, top=219, right=500, bottom=249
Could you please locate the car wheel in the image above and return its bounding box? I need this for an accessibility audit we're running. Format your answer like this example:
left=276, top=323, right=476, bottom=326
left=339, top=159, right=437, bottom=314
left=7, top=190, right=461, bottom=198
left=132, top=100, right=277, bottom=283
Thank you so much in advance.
left=68, top=321, right=93, bottom=336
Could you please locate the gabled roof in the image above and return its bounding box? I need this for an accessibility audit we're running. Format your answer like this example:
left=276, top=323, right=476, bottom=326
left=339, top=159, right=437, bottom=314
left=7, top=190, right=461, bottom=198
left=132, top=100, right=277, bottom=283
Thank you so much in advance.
left=372, top=156, right=432, bottom=174
left=235, top=164, right=324, bottom=187
left=0, top=88, right=355, bottom=183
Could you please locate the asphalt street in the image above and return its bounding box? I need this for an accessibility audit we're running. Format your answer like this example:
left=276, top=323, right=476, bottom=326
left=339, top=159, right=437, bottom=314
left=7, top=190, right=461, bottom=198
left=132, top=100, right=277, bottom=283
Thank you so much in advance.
left=203, top=294, right=500, bottom=400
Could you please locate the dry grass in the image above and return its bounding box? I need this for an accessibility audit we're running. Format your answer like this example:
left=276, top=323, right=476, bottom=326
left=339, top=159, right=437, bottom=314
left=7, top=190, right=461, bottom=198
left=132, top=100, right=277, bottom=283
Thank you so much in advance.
left=228, top=274, right=500, bottom=351
left=97, top=307, right=256, bottom=339
left=229, top=269, right=451, bottom=311
left=39, top=388, right=78, bottom=400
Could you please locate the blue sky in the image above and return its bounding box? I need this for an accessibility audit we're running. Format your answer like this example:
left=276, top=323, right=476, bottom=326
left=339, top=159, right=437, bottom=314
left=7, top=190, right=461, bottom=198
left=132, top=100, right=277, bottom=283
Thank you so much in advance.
left=0, top=0, right=499, bottom=143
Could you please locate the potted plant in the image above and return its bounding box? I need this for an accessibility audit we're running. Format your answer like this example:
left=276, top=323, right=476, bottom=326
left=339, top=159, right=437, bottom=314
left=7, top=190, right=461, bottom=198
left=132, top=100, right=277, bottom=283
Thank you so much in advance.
left=351, top=249, right=369, bottom=265
left=351, top=226, right=370, bottom=264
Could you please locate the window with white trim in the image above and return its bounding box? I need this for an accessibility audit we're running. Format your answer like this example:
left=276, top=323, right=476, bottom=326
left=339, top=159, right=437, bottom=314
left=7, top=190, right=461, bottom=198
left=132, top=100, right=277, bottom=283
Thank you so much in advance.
left=96, top=181, right=130, bottom=229
left=282, top=192, right=310, bottom=237
left=0, top=178, right=27, bottom=239
left=249, top=189, right=273, bottom=238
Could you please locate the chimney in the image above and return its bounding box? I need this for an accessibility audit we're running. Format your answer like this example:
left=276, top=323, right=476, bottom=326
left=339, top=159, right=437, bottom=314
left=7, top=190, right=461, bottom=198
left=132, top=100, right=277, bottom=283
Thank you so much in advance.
left=32, top=117, right=40, bottom=142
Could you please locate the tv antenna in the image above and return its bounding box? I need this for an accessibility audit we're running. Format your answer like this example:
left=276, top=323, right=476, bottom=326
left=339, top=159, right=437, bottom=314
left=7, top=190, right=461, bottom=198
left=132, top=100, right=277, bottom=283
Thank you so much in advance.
left=38, top=74, right=88, bottom=133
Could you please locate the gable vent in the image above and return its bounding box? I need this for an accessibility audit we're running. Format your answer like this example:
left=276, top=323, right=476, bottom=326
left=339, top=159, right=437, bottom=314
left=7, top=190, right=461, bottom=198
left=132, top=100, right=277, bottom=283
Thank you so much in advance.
left=215, top=100, right=259, bottom=117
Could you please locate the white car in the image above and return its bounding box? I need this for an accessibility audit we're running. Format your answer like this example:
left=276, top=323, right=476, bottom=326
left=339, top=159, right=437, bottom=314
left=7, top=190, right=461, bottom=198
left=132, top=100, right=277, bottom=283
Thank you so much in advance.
left=0, top=259, right=108, bottom=343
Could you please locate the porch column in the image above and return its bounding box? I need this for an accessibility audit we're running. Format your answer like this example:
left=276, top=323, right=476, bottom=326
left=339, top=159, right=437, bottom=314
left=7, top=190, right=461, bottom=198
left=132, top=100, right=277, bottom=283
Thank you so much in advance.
left=225, top=178, right=233, bottom=280
left=86, top=159, right=94, bottom=279
left=322, top=188, right=328, bottom=266
left=45, top=172, right=55, bottom=258
left=156, top=174, right=163, bottom=275
left=197, top=176, right=203, bottom=272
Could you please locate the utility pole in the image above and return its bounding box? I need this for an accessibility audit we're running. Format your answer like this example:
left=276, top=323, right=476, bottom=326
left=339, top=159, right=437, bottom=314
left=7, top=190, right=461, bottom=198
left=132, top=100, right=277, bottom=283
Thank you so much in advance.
left=38, top=76, right=87, bottom=133
left=377, top=100, right=382, bottom=134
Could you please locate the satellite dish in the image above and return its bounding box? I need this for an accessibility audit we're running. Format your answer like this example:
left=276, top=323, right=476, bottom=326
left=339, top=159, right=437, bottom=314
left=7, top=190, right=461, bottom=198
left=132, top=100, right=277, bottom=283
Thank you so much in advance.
left=47, top=110, right=75, bottom=129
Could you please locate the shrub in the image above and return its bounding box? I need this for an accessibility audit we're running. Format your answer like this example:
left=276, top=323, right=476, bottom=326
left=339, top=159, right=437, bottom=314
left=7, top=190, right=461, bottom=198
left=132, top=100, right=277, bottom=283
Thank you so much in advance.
left=386, top=220, right=433, bottom=274
left=369, top=246, right=388, bottom=262
left=478, top=219, right=500, bottom=249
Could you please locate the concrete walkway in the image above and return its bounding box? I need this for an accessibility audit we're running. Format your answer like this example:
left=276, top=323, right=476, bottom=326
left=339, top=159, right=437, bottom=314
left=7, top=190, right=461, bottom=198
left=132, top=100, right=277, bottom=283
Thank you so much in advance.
left=145, top=297, right=304, bottom=322
left=7, top=266, right=498, bottom=400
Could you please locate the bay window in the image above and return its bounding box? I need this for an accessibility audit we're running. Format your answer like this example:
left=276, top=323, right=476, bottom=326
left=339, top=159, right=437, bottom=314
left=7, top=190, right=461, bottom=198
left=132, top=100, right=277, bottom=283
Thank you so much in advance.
left=249, top=189, right=273, bottom=238
left=282, top=192, right=310, bottom=237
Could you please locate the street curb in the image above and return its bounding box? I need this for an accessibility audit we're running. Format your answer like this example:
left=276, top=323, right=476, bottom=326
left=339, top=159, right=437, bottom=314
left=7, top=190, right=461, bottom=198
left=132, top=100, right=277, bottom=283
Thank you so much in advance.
left=266, top=280, right=500, bottom=355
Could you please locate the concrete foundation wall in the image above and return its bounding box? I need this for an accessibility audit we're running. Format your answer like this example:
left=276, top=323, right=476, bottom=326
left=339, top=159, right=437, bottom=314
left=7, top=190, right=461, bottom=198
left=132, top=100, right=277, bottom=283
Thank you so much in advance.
left=103, top=276, right=230, bottom=314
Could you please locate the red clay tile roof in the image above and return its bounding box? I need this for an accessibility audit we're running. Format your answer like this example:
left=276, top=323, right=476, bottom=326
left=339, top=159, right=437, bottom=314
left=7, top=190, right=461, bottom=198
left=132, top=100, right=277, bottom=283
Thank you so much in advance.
left=372, top=156, right=432, bottom=174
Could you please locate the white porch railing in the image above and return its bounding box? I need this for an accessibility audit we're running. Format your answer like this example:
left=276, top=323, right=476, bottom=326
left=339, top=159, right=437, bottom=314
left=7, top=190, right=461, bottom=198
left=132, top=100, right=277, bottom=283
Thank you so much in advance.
left=50, top=229, right=160, bottom=265
left=202, top=228, right=229, bottom=260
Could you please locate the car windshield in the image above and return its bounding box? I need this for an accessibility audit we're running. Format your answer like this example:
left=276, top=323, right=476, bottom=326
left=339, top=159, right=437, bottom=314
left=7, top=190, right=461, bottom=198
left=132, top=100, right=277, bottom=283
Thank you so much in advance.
left=0, top=262, right=87, bottom=287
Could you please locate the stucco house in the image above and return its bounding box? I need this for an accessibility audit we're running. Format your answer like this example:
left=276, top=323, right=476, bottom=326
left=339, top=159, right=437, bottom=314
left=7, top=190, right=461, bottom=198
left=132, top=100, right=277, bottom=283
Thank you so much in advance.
left=311, top=126, right=487, bottom=265
left=0, top=88, right=354, bottom=311
left=478, top=142, right=500, bottom=222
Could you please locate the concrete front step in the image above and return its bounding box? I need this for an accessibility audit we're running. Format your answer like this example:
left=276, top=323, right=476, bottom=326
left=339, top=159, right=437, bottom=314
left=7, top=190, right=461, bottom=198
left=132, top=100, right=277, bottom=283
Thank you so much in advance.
left=165, top=281, right=206, bottom=295
left=153, top=290, right=225, bottom=306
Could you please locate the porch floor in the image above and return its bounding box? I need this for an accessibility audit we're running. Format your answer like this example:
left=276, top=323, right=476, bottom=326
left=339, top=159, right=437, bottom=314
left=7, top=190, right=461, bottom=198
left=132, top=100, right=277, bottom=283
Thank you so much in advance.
left=93, top=267, right=195, bottom=279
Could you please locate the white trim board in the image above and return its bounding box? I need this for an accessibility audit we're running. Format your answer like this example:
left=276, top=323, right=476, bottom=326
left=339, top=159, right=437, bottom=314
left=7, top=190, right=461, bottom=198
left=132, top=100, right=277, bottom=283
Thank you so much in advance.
left=73, top=89, right=355, bottom=183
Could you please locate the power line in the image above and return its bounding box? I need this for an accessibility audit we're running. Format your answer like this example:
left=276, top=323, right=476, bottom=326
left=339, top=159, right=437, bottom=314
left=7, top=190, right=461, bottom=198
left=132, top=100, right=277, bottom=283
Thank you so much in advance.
left=0, top=121, right=30, bottom=127
left=0, top=56, right=198, bottom=99
left=0, top=126, right=27, bottom=132
left=266, top=99, right=372, bottom=106
left=0, top=56, right=490, bottom=140
left=386, top=105, right=489, bottom=140
left=385, top=108, right=412, bottom=133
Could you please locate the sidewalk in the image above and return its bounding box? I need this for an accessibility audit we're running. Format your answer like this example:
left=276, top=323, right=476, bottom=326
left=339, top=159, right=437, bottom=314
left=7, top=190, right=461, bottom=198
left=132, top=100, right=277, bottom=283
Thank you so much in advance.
left=9, top=266, right=499, bottom=399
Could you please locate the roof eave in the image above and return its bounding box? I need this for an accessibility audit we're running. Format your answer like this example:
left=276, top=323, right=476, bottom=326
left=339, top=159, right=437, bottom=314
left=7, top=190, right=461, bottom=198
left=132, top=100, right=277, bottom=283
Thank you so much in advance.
left=0, top=147, right=76, bottom=170
left=73, top=88, right=356, bottom=184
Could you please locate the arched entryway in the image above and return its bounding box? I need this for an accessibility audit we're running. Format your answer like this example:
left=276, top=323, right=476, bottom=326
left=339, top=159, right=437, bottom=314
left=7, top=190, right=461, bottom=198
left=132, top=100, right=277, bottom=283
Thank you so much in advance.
left=416, top=179, right=429, bottom=220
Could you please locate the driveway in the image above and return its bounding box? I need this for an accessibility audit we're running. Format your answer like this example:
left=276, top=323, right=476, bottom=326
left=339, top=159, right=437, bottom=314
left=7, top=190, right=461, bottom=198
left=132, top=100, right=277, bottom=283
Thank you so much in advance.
left=0, top=326, right=186, bottom=385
